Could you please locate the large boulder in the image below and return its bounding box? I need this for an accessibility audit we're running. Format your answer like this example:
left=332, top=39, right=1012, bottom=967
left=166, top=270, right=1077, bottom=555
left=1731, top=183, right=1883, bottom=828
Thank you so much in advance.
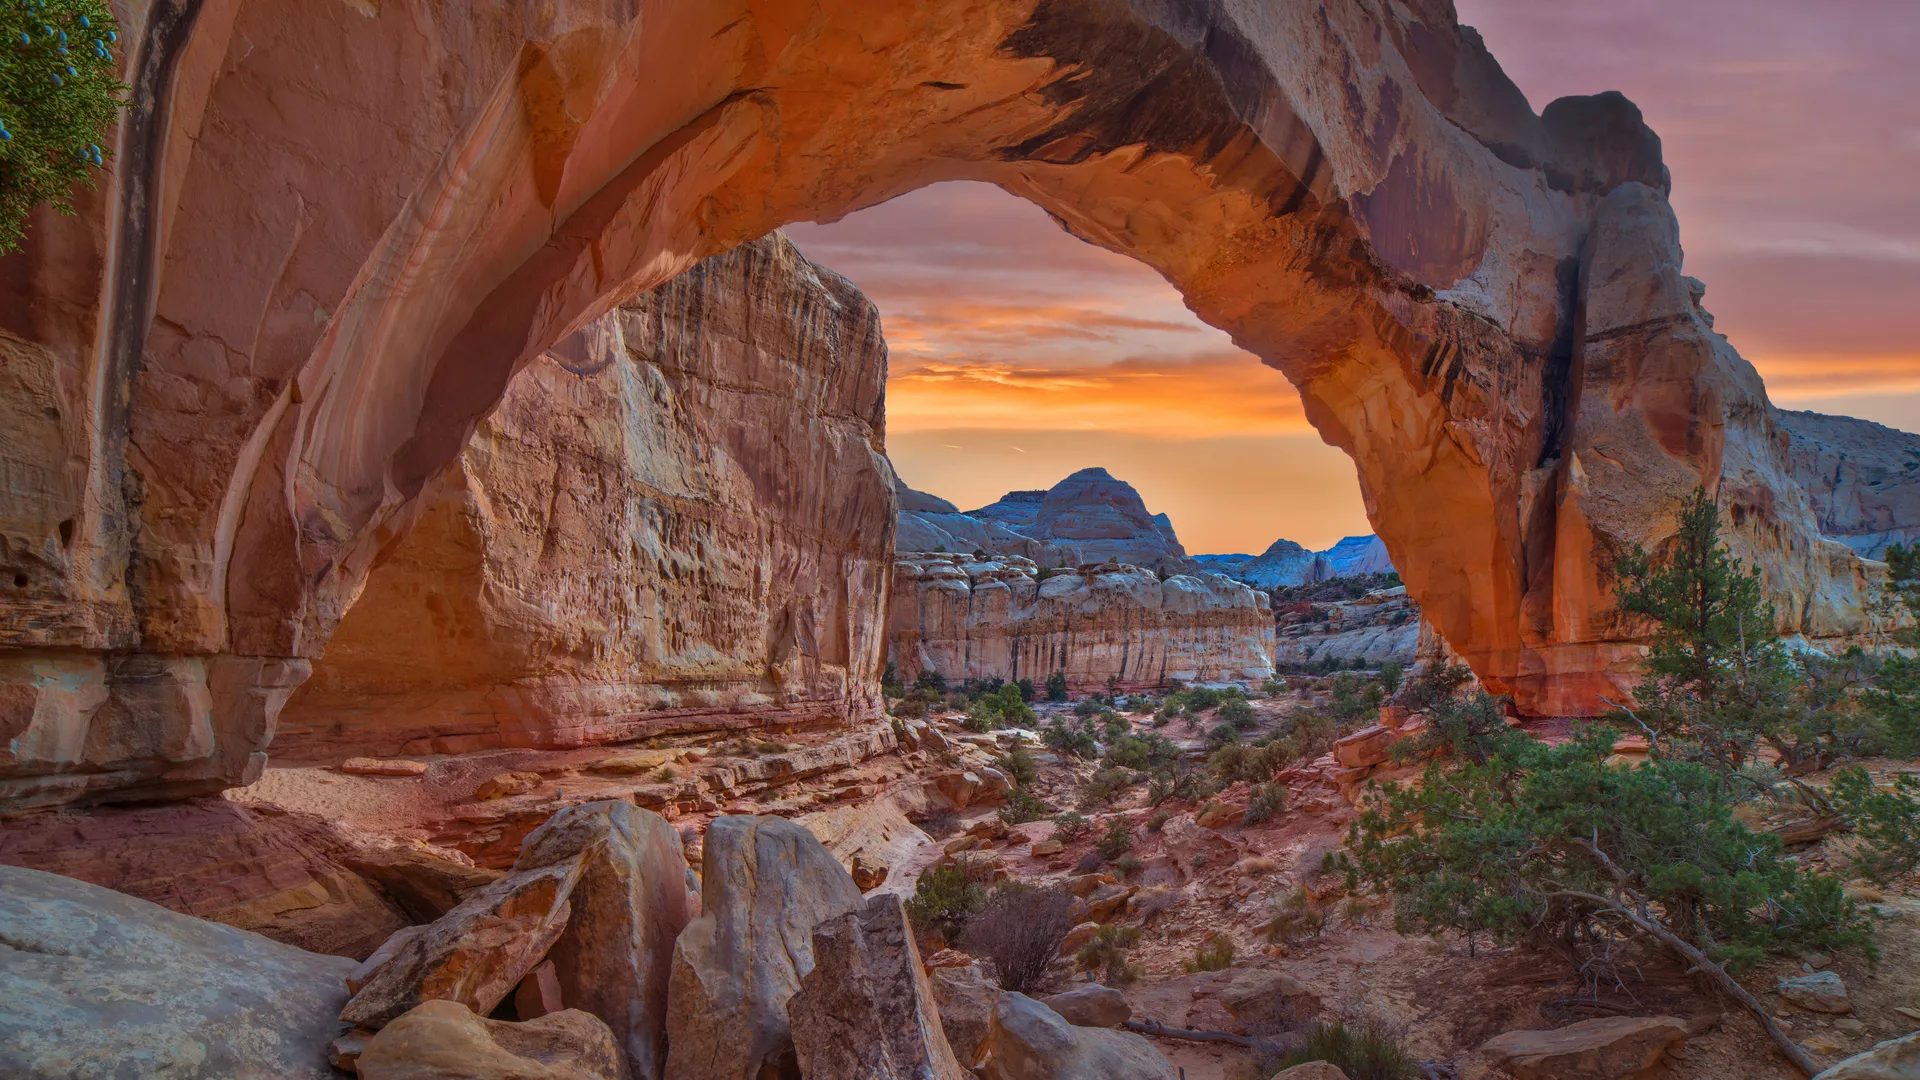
left=930, top=963, right=1001, bottom=1068
left=1813, top=1030, right=1920, bottom=1079
left=663, top=815, right=864, bottom=1080
left=512, top=801, right=690, bottom=1080
left=356, top=999, right=623, bottom=1080
left=1042, top=984, right=1131, bottom=1028
left=1221, top=969, right=1321, bottom=1029
left=789, top=892, right=969, bottom=1079
left=0, top=865, right=356, bottom=1079
left=1271, top=1065, right=1352, bottom=1080
left=986, top=991, right=1178, bottom=1080
left=1480, top=1015, right=1691, bottom=1080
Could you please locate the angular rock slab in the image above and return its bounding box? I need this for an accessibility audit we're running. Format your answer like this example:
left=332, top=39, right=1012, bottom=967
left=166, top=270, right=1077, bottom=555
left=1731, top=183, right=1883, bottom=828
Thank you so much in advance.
left=1221, top=969, right=1320, bottom=1028
left=1813, top=1030, right=1920, bottom=1079
left=664, top=815, right=864, bottom=1080
left=931, top=963, right=1001, bottom=1068
left=514, top=801, right=690, bottom=1080
left=987, top=991, right=1178, bottom=1080
left=1480, top=1015, right=1690, bottom=1080
left=789, top=892, right=970, bottom=1080
left=356, top=999, right=623, bottom=1080
left=0, top=865, right=357, bottom=1079
left=341, top=859, right=578, bottom=1028
left=1272, top=1064, right=1352, bottom=1080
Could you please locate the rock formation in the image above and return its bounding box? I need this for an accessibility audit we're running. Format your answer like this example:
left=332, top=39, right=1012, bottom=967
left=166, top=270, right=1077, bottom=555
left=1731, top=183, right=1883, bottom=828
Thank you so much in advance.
left=2, top=0, right=1901, bottom=820
left=0, top=865, right=358, bottom=1080
left=1779, top=410, right=1920, bottom=559
left=1195, top=534, right=1397, bottom=590
left=355, top=1000, right=626, bottom=1080
left=663, top=815, right=864, bottom=1080
left=1273, top=585, right=1422, bottom=669
left=889, top=553, right=1275, bottom=691
left=900, top=468, right=1193, bottom=572
left=271, top=233, right=893, bottom=762
left=788, top=892, right=970, bottom=1080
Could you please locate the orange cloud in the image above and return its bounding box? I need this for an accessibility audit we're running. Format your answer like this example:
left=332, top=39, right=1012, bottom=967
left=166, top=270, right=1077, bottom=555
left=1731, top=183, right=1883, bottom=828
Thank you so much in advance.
left=886, top=353, right=1313, bottom=438
left=1752, top=353, right=1920, bottom=400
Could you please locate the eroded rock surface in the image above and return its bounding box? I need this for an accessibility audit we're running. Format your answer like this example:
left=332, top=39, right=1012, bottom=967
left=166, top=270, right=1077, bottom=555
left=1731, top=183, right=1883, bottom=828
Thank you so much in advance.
left=1780, top=410, right=1920, bottom=559
left=987, top=990, right=1178, bottom=1080
left=789, top=892, right=970, bottom=1080
left=356, top=1000, right=624, bottom=1080
left=1, top=0, right=1898, bottom=819
left=0, top=865, right=357, bottom=1080
left=1481, top=1016, right=1691, bottom=1080
left=274, top=233, right=892, bottom=761
left=891, top=553, right=1274, bottom=691
left=664, top=815, right=864, bottom=1080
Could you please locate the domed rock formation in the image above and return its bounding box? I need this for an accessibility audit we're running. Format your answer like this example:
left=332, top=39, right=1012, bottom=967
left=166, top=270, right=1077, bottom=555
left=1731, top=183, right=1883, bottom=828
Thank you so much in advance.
left=0, top=0, right=1896, bottom=815
left=900, top=468, right=1194, bottom=572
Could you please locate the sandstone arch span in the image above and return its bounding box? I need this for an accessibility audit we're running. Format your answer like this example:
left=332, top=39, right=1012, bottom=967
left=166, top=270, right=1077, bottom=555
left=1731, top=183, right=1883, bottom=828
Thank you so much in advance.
left=0, top=0, right=1872, bottom=812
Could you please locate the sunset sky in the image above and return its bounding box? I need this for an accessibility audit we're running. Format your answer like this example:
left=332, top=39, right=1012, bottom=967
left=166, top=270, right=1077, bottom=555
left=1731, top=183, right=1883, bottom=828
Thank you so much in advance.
left=786, top=0, right=1920, bottom=555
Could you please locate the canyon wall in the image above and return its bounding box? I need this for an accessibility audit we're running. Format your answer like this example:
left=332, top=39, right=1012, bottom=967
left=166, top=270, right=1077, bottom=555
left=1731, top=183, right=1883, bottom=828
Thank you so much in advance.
left=898, top=469, right=1193, bottom=572
left=889, top=553, right=1275, bottom=691
left=1778, top=410, right=1920, bottom=560
left=272, top=234, right=894, bottom=760
left=2, top=0, right=1892, bottom=815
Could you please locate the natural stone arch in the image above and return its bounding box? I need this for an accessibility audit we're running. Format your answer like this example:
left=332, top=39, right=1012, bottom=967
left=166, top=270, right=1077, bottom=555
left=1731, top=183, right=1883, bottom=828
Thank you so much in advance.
left=0, top=0, right=1870, bottom=811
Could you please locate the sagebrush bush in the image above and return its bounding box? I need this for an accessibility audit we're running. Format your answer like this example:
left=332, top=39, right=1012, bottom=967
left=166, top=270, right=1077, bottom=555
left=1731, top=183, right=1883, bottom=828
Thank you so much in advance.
left=959, top=883, right=1076, bottom=993
left=1185, top=935, right=1234, bottom=972
left=1074, top=924, right=1142, bottom=985
left=904, top=864, right=983, bottom=947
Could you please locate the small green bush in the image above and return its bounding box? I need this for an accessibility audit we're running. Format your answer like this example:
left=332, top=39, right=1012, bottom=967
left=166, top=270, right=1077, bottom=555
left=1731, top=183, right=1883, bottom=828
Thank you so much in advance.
left=1245, top=781, right=1287, bottom=825
left=1114, top=853, right=1142, bottom=877
left=1146, top=809, right=1170, bottom=833
left=1184, top=935, right=1234, bottom=972
left=998, top=786, right=1050, bottom=826
left=1074, top=924, right=1143, bottom=985
left=1266, top=1020, right=1418, bottom=1080
left=1046, top=670, right=1069, bottom=702
left=1095, top=817, right=1134, bottom=860
left=1220, top=697, right=1257, bottom=729
left=904, top=865, right=984, bottom=947
left=1051, top=811, right=1091, bottom=841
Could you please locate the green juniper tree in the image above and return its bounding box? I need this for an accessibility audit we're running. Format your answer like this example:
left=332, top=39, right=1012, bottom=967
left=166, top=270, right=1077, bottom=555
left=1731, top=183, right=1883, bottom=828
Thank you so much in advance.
left=1, top=0, right=125, bottom=253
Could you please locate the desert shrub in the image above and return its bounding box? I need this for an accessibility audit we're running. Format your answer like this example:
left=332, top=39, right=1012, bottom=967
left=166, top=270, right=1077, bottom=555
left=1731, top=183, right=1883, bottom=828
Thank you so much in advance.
left=653, top=765, right=676, bottom=782
left=959, top=883, right=1076, bottom=993
left=1210, top=741, right=1285, bottom=786
left=966, top=683, right=1037, bottom=731
left=1073, top=698, right=1102, bottom=720
left=1830, top=767, right=1920, bottom=884
left=1042, top=717, right=1097, bottom=759
left=998, top=786, right=1050, bottom=826
left=1184, top=935, right=1234, bottom=972
left=1240, top=856, right=1278, bottom=876
left=1263, top=1019, right=1418, bottom=1080
left=905, top=864, right=984, bottom=946
left=1102, top=713, right=1131, bottom=742
left=882, top=662, right=904, bottom=699
left=1114, top=853, right=1143, bottom=877
left=0, top=0, right=126, bottom=254
left=1106, top=732, right=1181, bottom=771
left=996, top=741, right=1039, bottom=787
left=914, top=669, right=949, bottom=695
left=1136, top=885, right=1180, bottom=919
left=917, top=811, right=961, bottom=839
left=1375, top=661, right=1405, bottom=697
left=1051, top=811, right=1091, bottom=842
left=1220, top=697, right=1257, bottom=730
left=1046, top=670, right=1069, bottom=702
left=1328, top=672, right=1386, bottom=724
left=1392, top=682, right=1519, bottom=766
left=1078, top=767, right=1135, bottom=809
left=1017, top=677, right=1036, bottom=702
left=1244, top=782, right=1287, bottom=825
left=1075, top=851, right=1106, bottom=873
left=1273, top=709, right=1337, bottom=764
left=1261, top=677, right=1288, bottom=697
left=1074, top=924, right=1143, bottom=985
left=1205, top=722, right=1241, bottom=751
left=1095, top=817, right=1134, bottom=860
left=1265, top=887, right=1327, bottom=944
left=1146, top=809, right=1170, bottom=833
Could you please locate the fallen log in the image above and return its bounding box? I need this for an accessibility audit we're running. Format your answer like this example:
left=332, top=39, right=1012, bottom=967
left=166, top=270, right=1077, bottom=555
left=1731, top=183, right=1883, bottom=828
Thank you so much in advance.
left=1121, top=1019, right=1257, bottom=1047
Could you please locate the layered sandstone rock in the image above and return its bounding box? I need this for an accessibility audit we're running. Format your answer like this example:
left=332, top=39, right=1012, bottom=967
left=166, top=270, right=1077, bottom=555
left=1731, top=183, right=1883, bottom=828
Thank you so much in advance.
left=4, top=0, right=1898, bottom=818
left=889, top=553, right=1275, bottom=691
left=355, top=1000, right=625, bottom=1080
left=272, top=234, right=891, bottom=760
left=1779, top=410, right=1920, bottom=559
left=1195, top=534, right=1396, bottom=589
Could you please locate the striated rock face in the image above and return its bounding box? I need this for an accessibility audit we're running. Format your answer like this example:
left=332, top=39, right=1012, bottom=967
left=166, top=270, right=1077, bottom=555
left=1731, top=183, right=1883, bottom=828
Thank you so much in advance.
left=356, top=1000, right=625, bottom=1080
left=1779, top=410, right=1920, bottom=559
left=2, top=0, right=1895, bottom=817
left=272, top=234, right=891, bottom=761
left=890, top=553, right=1274, bottom=690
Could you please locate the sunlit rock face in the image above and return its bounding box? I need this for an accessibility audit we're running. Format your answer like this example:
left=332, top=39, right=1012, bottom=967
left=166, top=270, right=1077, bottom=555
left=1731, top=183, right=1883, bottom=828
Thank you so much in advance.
left=889, top=553, right=1274, bottom=690
left=0, top=0, right=1886, bottom=813
left=272, top=234, right=893, bottom=760
left=1778, top=410, right=1920, bottom=560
